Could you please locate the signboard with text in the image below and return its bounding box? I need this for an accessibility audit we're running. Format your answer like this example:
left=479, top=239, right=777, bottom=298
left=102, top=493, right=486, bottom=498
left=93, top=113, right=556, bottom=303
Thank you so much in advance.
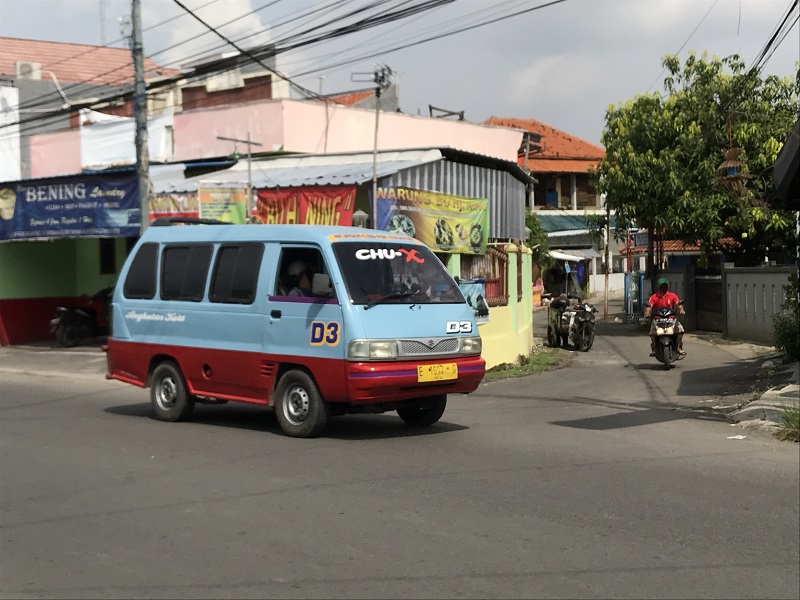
left=0, top=174, right=139, bottom=241
left=149, top=192, right=199, bottom=221
left=198, top=187, right=248, bottom=223
left=254, top=185, right=356, bottom=225
left=373, top=186, right=489, bottom=254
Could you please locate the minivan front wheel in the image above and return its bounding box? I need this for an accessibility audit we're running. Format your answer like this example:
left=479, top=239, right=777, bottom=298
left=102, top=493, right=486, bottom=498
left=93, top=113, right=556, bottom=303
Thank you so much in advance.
left=274, top=369, right=329, bottom=438
left=150, top=361, right=195, bottom=422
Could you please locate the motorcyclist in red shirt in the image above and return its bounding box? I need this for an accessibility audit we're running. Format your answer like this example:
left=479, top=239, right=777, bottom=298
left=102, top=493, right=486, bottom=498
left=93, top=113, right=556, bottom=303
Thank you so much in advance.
left=643, top=276, right=686, bottom=356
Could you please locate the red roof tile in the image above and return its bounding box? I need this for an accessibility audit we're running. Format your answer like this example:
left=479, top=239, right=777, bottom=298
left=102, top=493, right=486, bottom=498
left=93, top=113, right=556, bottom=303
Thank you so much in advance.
left=324, top=89, right=375, bottom=106
left=524, top=158, right=599, bottom=173
left=620, top=238, right=739, bottom=254
left=0, top=37, right=177, bottom=86
left=484, top=116, right=605, bottom=173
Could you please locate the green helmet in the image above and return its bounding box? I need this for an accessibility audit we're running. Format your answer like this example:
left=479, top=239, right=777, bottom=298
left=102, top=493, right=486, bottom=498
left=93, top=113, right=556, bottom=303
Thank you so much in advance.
left=657, top=277, right=669, bottom=286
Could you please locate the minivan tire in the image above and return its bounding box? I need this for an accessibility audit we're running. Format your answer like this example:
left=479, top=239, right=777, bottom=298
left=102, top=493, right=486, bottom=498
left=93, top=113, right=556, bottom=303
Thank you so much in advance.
left=150, top=361, right=195, bottom=422
left=274, top=369, right=329, bottom=438
left=397, top=395, right=447, bottom=427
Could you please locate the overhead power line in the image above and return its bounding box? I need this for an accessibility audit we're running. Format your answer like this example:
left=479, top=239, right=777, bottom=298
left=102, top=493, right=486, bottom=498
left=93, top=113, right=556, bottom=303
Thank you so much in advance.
left=2, top=0, right=457, bottom=135
left=1, top=0, right=568, bottom=138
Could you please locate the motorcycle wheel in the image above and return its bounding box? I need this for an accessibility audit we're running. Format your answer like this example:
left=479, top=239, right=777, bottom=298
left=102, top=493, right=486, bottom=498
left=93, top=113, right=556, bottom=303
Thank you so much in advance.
left=663, top=347, right=671, bottom=370
left=54, top=323, right=81, bottom=348
left=577, top=327, right=594, bottom=352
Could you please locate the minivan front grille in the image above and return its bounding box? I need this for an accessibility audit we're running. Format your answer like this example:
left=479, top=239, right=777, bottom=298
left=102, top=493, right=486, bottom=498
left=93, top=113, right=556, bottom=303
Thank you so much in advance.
left=400, top=337, right=459, bottom=355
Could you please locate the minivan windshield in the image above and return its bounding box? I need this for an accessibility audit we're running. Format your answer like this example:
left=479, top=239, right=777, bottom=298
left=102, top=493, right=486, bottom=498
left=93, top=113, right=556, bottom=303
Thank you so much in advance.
left=333, top=241, right=465, bottom=306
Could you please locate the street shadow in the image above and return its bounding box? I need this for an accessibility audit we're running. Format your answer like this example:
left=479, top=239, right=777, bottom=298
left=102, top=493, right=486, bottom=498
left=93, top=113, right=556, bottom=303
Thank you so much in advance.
left=551, top=406, right=724, bottom=431
left=104, top=402, right=468, bottom=440
left=677, top=357, right=766, bottom=397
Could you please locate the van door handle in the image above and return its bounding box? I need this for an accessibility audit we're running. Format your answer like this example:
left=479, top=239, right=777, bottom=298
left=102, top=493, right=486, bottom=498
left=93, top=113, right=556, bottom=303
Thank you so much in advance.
left=270, top=310, right=282, bottom=318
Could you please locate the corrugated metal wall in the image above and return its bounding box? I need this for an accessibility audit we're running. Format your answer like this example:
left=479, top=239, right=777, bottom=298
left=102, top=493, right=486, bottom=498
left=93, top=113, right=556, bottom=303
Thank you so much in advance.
left=384, top=159, right=527, bottom=241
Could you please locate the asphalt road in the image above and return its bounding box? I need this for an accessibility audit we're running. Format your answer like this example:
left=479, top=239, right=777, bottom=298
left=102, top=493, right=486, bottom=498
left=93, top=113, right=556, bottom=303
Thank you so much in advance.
left=1, top=322, right=798, bottom=599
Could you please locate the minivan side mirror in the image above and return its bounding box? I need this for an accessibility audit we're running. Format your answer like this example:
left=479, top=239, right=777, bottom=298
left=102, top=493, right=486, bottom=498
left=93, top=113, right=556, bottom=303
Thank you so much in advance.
left=312, top=273, right=334, bottom=297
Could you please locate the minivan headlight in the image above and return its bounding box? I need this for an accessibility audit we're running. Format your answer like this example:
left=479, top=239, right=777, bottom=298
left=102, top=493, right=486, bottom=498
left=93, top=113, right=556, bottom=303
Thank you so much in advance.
left=348, top=340, right=399, bottom=360
left=461, top=336, right=482, bottom=355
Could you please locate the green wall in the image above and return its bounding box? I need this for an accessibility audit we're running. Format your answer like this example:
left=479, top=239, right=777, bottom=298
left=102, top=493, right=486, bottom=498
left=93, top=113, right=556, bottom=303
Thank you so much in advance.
left=0, top=238, right=129, bottom=300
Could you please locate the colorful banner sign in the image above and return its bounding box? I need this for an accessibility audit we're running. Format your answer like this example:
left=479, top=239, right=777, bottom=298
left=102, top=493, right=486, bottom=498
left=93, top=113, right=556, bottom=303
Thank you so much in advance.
left=149, top=192, right=199, bottom=221
left=0, top=174, right=140, bottom=241
left=198, top=187, right=248, bottom=224
left=255, top=185, right=356, bottom=225
left=458, top=278, right=490, bottom=324
left=373, top=186, right=489, bottom=254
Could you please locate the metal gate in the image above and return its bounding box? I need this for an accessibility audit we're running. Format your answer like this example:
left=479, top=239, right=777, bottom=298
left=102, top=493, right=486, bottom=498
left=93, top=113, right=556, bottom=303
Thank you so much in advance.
left=695, top=275, right=723, bottom=332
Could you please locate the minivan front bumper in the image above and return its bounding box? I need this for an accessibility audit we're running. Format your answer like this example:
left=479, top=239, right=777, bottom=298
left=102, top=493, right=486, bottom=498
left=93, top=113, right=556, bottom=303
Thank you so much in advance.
left=345, top=355, right=485, bottom=403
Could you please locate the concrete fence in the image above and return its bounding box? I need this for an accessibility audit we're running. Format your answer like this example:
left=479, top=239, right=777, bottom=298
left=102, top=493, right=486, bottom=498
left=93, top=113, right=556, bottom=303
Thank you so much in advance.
left=722, top=267, right=794, bottom=344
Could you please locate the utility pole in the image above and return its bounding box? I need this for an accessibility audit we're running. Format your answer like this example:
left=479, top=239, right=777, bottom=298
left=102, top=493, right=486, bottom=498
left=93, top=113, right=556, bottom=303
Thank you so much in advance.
left=604, top=197, right=610, bottom=320
left=99, top=0, right=106, bottom=45
left=216, top=134, right=263, bottom=223
left=352, top=64, right=392, bottom=228
left=131, top=0, right=149, bottom=234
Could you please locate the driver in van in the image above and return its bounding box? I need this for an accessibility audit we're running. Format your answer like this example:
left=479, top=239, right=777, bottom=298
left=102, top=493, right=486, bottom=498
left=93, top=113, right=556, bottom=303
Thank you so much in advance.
left=287, top=260, right=318, bottom=297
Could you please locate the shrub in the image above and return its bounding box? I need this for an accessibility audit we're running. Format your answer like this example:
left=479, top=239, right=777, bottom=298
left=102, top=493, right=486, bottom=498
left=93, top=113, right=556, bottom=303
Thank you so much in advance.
left=777, top=403, right=800, bottom=443
left=772, top=272, right=799, bottom=361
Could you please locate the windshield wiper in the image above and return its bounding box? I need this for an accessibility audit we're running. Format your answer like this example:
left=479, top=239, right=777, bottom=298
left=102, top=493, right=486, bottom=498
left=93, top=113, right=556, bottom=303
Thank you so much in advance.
left=364, top=290, right=417, bottom=310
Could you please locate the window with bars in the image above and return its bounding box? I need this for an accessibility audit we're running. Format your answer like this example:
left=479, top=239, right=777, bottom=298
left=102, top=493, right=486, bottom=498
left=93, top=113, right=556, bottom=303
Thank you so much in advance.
left=460, top=246, right=509, bottom=306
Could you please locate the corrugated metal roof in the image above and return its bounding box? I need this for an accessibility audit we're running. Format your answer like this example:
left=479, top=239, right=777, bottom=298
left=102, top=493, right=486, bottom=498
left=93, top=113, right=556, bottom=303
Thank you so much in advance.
left=152, top=150, right=444, bottom=194
left=535, top=213, right=617, bottom=232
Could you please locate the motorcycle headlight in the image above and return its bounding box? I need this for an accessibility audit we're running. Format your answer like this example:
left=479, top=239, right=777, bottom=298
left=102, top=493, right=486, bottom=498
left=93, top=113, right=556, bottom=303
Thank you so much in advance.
left=460, top=336, right=482, bottom=355
left=348, top=340, right=398, bottom=360
left=656, top=327, right=665, bottom=335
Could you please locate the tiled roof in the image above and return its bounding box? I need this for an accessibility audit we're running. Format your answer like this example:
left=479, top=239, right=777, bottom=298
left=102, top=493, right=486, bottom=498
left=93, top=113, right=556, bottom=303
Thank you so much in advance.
left=484, top=116, right=605, bottom=173
left=524, top=158, right=600, bottom=173
left=620, top=238, right=738, bottom=254
left=0, top=37, right=177, bottom=85
left=323, top=89, right=374, bottom=106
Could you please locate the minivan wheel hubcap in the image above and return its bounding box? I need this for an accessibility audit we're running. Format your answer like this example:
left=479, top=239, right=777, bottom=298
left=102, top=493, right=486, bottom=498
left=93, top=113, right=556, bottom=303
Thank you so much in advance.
left=157, top=377, right=177, bottom=410
left=284, top=386, right=310, bottom=424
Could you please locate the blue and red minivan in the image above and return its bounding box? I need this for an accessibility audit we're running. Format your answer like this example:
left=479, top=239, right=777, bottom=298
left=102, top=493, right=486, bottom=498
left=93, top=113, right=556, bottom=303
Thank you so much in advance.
left=106, top=219, right=485, bottom=437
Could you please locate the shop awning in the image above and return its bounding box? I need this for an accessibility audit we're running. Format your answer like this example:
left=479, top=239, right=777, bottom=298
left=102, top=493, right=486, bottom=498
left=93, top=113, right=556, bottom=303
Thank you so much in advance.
left=549, top=248, right=601, bottom=262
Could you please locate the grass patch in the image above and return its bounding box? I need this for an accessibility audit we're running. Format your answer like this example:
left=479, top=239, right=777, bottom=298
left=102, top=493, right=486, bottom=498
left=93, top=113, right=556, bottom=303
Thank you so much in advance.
left=483, top=348, right=564, bottom=382
left=707, top=337, right=745, bottom=346
left=776, top=403, right=800, bottom=443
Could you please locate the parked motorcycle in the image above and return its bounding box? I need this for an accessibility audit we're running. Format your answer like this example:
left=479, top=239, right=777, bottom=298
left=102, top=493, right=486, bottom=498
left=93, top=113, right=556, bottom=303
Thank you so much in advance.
left=650, top=303, right=684, bottom=370
left=50, top=286, right=113, bottom=347
left=545, top=292, right=597, bottom=352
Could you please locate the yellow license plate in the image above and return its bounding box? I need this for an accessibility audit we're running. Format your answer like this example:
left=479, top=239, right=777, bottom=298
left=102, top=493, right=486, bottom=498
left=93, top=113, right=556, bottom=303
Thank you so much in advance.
left=417, top=363, right=458, bottom=382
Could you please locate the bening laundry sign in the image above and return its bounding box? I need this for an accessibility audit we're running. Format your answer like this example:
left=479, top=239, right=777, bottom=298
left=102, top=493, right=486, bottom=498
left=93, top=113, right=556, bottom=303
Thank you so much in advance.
left=0, top=174, right=140, bottom=242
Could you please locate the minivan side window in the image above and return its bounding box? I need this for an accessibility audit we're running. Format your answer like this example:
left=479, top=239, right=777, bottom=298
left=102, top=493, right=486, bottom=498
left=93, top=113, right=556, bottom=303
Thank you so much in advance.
left=209, top=243, right=264, bottom=304
left=161, top=244, right=213, bottom=302
left=123, top=242, right=158, bottom=299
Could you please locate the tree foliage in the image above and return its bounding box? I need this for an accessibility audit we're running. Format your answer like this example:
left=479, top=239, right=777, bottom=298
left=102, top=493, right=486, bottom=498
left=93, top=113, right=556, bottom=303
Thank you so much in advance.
left=594, top=53, right=799, bottom=267
left=525, top=210, right=552, bottom=270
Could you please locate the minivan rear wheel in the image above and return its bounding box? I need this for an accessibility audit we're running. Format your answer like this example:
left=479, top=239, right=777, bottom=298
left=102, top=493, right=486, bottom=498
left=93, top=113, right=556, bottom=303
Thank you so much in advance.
left=150, top=361, right=195, bottom=422
left=274, top=369, right=329, bottom=438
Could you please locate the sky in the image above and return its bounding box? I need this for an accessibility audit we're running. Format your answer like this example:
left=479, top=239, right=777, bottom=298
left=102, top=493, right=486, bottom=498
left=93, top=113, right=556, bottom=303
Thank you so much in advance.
left=0, top=0, right=798, bottom=145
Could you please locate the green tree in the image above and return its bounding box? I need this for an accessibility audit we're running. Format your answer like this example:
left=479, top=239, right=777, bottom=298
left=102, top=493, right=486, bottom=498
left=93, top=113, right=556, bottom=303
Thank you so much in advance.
left=525, top=211, right=552, bottom=272
left=595, top=53, right=799, bottom=278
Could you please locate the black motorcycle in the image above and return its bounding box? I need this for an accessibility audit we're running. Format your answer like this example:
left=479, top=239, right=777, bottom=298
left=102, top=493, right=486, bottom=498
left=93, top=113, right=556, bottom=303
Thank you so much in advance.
left=50, top=286, right=113, bottom=347
left=651, top=303, right=684, bottom=370
left=545, top=293, right=597, bottom=352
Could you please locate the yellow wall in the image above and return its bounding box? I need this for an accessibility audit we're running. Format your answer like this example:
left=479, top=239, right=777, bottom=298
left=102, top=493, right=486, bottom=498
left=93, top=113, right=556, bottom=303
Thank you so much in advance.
left=477, top=244, right=536, bottom=369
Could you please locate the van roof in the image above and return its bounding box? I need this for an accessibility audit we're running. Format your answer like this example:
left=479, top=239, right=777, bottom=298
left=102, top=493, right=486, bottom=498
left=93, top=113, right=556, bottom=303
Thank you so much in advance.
left=138, top=224, right=425, bottom=246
